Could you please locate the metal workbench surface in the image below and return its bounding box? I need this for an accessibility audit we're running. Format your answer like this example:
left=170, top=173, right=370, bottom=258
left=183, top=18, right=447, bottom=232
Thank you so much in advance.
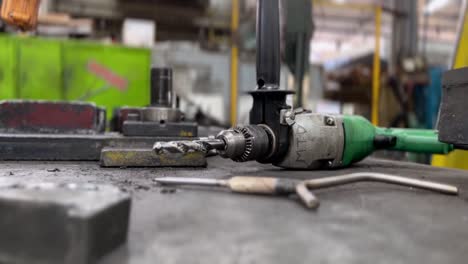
left=1, top=157, right=467, bottom=264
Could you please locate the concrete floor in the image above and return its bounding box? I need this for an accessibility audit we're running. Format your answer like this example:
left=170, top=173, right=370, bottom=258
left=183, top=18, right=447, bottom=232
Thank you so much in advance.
left=1, top=157, right=467, bottom=264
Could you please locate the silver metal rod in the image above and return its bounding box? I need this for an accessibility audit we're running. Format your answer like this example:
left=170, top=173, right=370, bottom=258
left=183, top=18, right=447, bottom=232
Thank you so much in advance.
left=154, top=177, right=228, bottom=188
left=305, top=173, right=458, bottom=195
left=296, top=182, right=320, bottom=209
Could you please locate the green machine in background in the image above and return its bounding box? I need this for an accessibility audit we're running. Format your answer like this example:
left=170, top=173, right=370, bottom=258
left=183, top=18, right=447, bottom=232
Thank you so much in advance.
left=0, top=35, right=151, bottom=120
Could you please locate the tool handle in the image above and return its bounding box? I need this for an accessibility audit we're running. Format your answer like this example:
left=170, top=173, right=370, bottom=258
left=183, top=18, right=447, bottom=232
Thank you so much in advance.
left=376, top=128, right=454, bottom=154
left=228, top=177, right=320, bottom=209
left=228, top=176, right=279, bottom=194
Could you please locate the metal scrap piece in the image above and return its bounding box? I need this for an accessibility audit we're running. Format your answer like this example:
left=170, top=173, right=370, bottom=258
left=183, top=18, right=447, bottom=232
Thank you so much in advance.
left=100, top=147, right=207, bottom=167
left=0, top=179, right=131, bottom=264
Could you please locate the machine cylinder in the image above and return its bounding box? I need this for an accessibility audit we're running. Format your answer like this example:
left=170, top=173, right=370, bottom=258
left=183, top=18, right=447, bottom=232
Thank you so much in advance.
left=150, top=67, right=173, bottom=107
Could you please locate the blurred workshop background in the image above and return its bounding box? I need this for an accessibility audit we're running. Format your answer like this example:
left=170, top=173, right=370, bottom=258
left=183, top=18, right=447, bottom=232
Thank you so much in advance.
left=0, top=0, right=467, bottom=167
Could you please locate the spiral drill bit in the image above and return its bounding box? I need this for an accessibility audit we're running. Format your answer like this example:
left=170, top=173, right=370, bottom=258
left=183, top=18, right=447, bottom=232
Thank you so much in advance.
left=153, top=125, right=274, bottom=162
left=153, top=138, right=225, bottom=155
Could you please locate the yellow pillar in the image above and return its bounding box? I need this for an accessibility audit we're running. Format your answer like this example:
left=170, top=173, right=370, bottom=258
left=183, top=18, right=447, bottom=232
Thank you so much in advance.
left=230, top=0, right=240, bottom=126
left=372, top=6, right=382, bottom=126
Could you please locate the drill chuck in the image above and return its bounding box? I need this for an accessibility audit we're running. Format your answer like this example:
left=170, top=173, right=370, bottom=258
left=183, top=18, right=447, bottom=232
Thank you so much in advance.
left=216, top=125, right=273, bottom=162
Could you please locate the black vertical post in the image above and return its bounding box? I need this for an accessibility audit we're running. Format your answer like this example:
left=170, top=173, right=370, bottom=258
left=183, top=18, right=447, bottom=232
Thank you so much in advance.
left=256, top=0, right=281, bottom=90
left=250, top=0, right=293, bottom=164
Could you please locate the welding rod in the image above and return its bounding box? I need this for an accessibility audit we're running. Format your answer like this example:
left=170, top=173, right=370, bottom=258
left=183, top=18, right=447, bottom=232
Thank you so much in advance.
left=155, top=176, right=320, bottom=209
left=155, top=173, right=458, bottom=210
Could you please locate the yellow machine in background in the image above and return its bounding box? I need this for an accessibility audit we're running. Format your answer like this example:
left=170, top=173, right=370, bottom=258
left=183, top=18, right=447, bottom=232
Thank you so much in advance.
left=432, top=1, right=468, bottom=169
left=1, top=0, right=40, bottom=30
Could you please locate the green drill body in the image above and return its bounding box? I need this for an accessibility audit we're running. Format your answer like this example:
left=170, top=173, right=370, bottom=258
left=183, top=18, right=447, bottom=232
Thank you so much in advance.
left=341, top=115, right=454, bottom=167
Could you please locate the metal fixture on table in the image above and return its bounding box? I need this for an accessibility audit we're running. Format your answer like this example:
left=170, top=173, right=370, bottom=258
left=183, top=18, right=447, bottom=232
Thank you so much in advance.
left=0, top=66, right=203, bottom=163
left=115, top=67, right=198, bottom=138
left=0, top=99, right=197, bottom=162
left=101, top=67, right=205, bottom=167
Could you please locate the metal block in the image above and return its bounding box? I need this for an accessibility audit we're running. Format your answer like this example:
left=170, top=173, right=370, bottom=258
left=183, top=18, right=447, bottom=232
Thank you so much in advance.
left=0, top=179, right=131, bottom=264
left=0, top=100, right=106, bottom=134
left=122, top=121, right=198, bottom=137
left=111, top=107, right=143, bottom=133
left=100, top=147, right=207, bottom=167
left=438, top=67, right=468, bottom=149
left=0, top=133, right=192, bottom=161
